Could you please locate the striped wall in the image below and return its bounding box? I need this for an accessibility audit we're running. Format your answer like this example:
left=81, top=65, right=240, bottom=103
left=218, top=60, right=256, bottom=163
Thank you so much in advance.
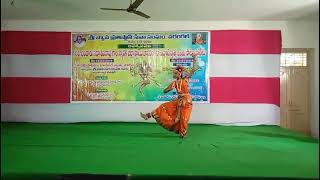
left=1, top=30, right=281, bottom=125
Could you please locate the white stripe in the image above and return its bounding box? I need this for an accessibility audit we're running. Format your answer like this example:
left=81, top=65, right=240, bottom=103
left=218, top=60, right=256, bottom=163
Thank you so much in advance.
left=1, top=103, right=279, bottom=126
left=193, top=103, right=280, bottom=125
left=1, top=54, right=71, bottom=77
left=209, top=54, right=280, bottom=77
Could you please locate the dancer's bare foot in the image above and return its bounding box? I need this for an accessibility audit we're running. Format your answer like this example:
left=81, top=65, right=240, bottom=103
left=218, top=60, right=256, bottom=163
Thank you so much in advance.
left=179, top=130, right=187, bottom=139
left=180, top=134, right=187, bottom=139
left=140, top=112, right=148, bottom=120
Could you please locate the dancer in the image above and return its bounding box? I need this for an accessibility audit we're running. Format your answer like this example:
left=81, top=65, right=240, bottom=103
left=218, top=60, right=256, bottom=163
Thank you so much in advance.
left=140, top=54, right=198, bottom=138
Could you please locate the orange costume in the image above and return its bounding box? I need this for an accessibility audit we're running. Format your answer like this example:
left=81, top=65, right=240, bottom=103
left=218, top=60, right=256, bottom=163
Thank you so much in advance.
left=151, top=78, right=193, bottom=138
left=140, top=58, right=198, bottom=138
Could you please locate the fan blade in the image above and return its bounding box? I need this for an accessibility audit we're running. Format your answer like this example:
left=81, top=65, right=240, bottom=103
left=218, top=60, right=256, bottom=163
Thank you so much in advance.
left=100, top=8, right=127, bottom=11
left=133, top=10, right=150, bottom=19
left=129, top=0, right=144, bottom=9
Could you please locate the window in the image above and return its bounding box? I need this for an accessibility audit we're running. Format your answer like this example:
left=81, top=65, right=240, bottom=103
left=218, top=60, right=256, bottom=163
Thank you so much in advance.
left=281, top=52, right=307, bottom=67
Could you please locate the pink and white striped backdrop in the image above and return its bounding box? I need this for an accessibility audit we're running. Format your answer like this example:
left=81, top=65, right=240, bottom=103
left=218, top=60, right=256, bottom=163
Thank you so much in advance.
left=1, top=30, right=282, bottom=125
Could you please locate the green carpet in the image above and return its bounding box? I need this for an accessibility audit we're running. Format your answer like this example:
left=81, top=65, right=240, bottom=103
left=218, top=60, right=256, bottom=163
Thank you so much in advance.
left=1, top=122, right=319, bottom=179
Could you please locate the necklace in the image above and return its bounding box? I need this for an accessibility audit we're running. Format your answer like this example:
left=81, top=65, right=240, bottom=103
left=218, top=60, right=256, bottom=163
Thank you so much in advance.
left=176, top=79, right=182, bottom=92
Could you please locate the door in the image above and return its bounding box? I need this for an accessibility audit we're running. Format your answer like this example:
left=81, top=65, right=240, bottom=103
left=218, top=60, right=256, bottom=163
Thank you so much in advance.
left=280, top=66, right=310, bottom=135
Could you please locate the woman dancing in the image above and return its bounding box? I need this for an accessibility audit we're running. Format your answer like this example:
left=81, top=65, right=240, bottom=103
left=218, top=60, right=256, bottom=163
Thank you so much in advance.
left=140, top=54, right=198, bottom=138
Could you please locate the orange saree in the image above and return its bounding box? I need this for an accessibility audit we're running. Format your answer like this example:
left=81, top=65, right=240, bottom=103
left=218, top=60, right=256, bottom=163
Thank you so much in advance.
left=151, top=78, right=192, bottom=137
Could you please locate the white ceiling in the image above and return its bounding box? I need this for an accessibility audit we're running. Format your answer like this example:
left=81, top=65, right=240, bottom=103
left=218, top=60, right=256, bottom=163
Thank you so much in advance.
left=1, top=0, right=319, bottom=21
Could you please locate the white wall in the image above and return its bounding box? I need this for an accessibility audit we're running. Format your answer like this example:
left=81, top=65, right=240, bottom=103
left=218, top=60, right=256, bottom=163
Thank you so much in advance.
left=1, top=20, right=318, bottom=137
left=1, top=20, right=317, bottom=48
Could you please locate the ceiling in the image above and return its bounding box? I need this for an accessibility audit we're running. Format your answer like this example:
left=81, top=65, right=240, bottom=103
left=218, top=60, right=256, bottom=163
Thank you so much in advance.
left=1, top=0, right=319, bottom=21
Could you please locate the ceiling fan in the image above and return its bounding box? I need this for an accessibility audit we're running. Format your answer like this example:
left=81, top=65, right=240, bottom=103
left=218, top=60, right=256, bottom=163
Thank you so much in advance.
left=100, top=0, right=150, bottom=19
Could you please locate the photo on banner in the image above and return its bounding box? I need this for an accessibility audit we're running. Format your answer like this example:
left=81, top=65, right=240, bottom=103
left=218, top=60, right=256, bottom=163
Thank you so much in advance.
left=71, top=31, right=210, bottom=102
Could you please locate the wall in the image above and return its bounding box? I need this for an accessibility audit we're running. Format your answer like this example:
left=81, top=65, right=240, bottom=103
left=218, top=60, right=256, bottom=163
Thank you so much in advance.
left=312, top=19, right=319, bottom=138
left=1, top=20, right=318, bottom=137
left=1, top=20, right=317, bottom=48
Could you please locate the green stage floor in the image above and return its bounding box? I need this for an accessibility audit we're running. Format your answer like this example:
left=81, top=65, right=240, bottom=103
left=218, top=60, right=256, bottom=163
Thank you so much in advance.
left=1, top=122, right=319, bottom=179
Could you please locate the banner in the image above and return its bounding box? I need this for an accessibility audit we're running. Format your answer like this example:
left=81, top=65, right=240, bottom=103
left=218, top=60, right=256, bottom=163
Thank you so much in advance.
left=72, top=31, right=209, bottom=102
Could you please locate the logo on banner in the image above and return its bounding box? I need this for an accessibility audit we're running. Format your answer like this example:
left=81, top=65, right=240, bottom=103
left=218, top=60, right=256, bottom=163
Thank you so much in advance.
left=73, top=35, right=86, bottom=48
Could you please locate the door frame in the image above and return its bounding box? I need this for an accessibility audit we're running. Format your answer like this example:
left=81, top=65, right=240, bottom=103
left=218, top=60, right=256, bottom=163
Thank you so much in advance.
left=280, top=48, right=312, bottom=135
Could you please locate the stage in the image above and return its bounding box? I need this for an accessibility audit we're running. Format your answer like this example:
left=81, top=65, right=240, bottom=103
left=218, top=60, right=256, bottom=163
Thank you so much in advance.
left=1, top=122, right=319, bottom=179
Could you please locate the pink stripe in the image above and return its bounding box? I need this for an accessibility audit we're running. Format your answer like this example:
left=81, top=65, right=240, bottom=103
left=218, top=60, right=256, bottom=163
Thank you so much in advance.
left=210, top=30, right=282, bottom=54
left=1, top=77, right=71, bottom=103
left=1, top=31, right=71, bottom=55
left=210, top=77, right=280, bottom=106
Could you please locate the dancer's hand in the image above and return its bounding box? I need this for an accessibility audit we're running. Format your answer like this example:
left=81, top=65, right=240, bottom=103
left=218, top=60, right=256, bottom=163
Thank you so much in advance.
left=170, top=82, right=175, bottom=89
left=163, top=82, right=175, bottom=93
left=185, top=55, right=198, bottom=79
